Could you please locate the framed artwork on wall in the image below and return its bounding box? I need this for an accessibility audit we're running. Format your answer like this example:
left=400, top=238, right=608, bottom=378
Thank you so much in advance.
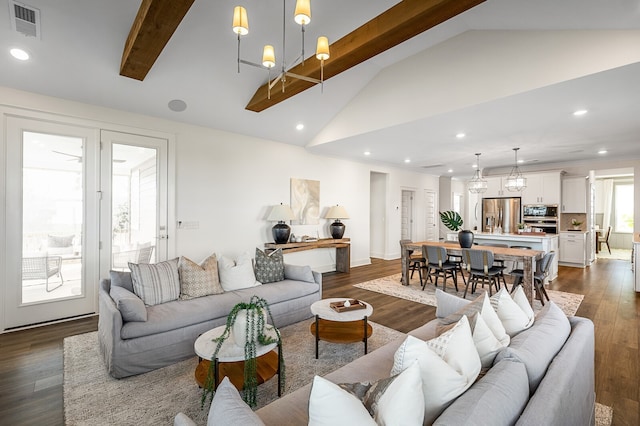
left=291, top=178, right=320, bottom=225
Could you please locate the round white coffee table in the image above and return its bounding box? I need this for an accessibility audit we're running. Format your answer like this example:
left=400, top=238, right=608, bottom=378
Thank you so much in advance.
left=310, top=298, right=373, bottom=359
left=194, top=324, right=281, bottom=396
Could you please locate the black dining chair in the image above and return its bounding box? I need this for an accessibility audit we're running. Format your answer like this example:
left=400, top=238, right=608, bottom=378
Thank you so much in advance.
left=477, top=243, right=508, bottom=288
left=462, top=248, right=503, bottom=298
left=422, top=245, right=459, bottom=292
left=511, top=252, right=555, bottom=305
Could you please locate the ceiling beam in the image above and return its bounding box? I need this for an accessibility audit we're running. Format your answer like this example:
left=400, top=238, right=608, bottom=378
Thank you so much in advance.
left=120, top=0, right=196, bottom=81
left=246, top=0, right=486, bottom=112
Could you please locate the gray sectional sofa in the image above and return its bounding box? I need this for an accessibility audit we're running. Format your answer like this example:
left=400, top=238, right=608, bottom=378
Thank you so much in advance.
left=98, top=267, right=322, bottom=379
left=255, top=301, right=595, bottom=425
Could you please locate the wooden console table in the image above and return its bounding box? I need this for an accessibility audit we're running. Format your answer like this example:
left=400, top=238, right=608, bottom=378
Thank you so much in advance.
left=264, top=238, right=350, bottom=272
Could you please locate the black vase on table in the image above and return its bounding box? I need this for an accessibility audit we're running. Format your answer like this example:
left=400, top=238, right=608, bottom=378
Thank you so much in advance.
left=458, top=230, right=474, bottom=248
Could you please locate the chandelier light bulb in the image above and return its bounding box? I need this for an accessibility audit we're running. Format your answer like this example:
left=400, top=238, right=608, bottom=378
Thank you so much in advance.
left=232, top=6, right=249, bottom=35
left=315, top=36, right=330, bottom=60
left=294, top=0, right=311, bottom=25
left=262, top=45, right=276, bottom=68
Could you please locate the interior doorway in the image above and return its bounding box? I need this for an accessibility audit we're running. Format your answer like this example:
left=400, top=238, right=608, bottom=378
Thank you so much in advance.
left=401, top=189, right=415, bottom=241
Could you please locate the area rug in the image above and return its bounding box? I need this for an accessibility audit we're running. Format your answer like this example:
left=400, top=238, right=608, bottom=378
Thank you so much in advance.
left=354, top=273, right=584, bottom=316
left=596, top=248, right=632, bottom=261
left=595, top=402, right=614, bottom=426
left=63, top=318, right=404, bottom=425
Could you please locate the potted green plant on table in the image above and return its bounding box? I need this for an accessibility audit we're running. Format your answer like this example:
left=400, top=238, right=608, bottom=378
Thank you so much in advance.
left=201, top=295, right=285, bottom=408
left=440, top=211, right=474, bottom=248
left=571, top=219, right=583, bottom=230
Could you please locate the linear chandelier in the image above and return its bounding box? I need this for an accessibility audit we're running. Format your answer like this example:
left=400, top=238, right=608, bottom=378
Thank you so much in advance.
left=505, top=147, right=527, bottom=191
left=232, top=0, right=330, bottom=100
left=468, top=153, right=488, bottom=194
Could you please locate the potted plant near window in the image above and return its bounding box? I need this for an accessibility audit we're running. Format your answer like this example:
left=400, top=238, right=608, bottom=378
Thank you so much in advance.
left=201, top=295, right=285, bottom=408
left=440, top=211, right=474, bottom=248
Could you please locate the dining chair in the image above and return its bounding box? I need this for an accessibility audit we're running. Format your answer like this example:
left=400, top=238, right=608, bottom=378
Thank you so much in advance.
left=422, top=245, right=458, bottom=292
left=462, top=248, right=502, bottom=298
left=477, top=243, right=508, bottom=288
left=511, top=252, right=555, bottom=305
left=597, top=226, right=612, bottom=255
left=399, top=240, right=425, bottom=285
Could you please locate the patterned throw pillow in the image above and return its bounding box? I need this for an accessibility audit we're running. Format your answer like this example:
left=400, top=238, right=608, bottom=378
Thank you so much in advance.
left=179, top=254, right=223, bottom=299
left=129, top=258, right=180, bottom=306
left=254, top=248, right=284, bottom=284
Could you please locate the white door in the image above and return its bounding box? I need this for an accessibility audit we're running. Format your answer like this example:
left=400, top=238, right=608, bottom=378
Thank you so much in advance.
left=424, top=190, right=438, bottom=241
left=99, top=131, right=169, bottom=280
left=401, top=190, right=414, bottom=240
left=4, top=117, right=99, bottom=329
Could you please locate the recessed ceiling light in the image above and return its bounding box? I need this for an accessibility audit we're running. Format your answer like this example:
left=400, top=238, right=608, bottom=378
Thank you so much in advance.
left=448, top=169, right=453, bottom=173
left=167, top=99, right=187, bottom=112
left=456, top=133, right=466, bottom=139
left=573, top=109, right=588, bottom=116
left=518, top=159, right=524, bottom=164
left=364, top=151, right=371, bottom=156
left=472, top=164, right=478, bottom=168
left=10, top=48, right=29, bottom=61
left=598, top=149, right=607, bottom=155
left=295, top=123, right=304, bottom=131
left=404, top=159, right=411, bottom=163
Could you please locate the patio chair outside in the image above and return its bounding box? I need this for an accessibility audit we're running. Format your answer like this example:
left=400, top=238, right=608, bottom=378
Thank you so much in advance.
left=22, top=256, right=64, bottom=292
left=112, top=245, right=155, bottom=271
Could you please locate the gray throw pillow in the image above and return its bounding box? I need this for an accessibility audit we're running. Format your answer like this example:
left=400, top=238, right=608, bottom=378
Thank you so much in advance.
left=207, top=377, right=265, bottom=426
left=494, top=301, right=571, bottom=393
left=129, top=258, right=180, bottom=306
left=109, top=285, right=147, bottom=322
left=254, top=248, right=284, bottom=284
left=283, top=263, right=315, bottom=283
left=110, top=270, right=134, bottom=293
left=435, top=288, right=472, bottom=319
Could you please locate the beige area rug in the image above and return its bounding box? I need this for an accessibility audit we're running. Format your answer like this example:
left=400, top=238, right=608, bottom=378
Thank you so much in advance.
left=595, top=402, right=614, bottom=426
left=63, top=318, right=404, bottom=425
left=596, top=248, right=632, bottom=261
left=354, top=273, right=585, bottom=316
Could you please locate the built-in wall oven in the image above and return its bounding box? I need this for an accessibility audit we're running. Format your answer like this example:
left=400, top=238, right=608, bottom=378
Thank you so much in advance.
left=523, top=204, right=558, bottom=234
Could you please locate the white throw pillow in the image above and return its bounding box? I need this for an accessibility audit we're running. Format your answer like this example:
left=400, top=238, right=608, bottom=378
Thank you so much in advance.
left=478, top=292, right=510, bottom=346
left=490, top=287, right=535, bottom=337
left=206, top=377, right=265, bottom=426
left=308, top=363, right=424, bottom=426
left=218, top=253, right=261, bottom=291
left=391, top=316, right=481, bottom=424
left=308, top=376, right=376, bottom=426
left=469, top=313, right=506, bottom=368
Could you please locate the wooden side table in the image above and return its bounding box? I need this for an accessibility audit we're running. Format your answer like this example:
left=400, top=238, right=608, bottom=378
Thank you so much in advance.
left=310, top=298, right=373, bottom=359
left=194, top=325, right=281, bottom=396
left=265, top=238, right=351, bottom=272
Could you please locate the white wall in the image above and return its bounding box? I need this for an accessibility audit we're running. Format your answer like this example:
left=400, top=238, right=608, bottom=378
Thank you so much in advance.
left=369, top=172, right=387, bottom=259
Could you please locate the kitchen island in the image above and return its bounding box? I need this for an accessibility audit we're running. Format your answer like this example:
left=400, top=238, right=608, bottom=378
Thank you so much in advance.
left=471, top=232, right=559, bottom=281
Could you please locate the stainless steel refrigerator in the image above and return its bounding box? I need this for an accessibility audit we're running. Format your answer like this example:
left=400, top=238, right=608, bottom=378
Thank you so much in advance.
left=482, top=197, right=522, bottom=234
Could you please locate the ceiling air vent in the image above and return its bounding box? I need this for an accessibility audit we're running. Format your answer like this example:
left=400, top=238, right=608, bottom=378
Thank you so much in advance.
left=9, top=1, right=41, bottom=39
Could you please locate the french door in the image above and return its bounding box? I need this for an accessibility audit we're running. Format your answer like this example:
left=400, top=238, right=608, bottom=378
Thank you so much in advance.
left=4, top=117, right=100, bottom=329
left=3, top=120, right=169, bottom=330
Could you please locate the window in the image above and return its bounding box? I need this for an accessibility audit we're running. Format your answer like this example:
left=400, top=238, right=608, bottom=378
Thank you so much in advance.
left=613, top=183, right=634, bottom=233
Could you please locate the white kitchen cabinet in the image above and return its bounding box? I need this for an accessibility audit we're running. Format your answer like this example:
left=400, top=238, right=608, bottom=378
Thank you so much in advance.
left=559, top=231, right=587, bottom=267
left=562, top=177, right=587, bottom=213
left=484, top=176, right=521, bottom=198
left=521, top=172, right=561, bottom=205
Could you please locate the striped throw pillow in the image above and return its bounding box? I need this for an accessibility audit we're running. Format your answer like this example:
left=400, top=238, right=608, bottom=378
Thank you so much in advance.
left=129, top=258, right=180, bottom=306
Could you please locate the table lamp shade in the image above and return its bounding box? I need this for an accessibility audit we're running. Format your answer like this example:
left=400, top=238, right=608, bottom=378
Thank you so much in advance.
left=325, top=205, right=349, bottom=239
left=268, top=204, right=295, bottom=244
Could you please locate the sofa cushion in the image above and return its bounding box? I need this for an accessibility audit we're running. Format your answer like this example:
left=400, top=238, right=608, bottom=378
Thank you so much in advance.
left=434, top=359, right=529, bottom=426
left=179, top=254, right=223, bottom=299
left=435, top=288, right=471, bottom=318
left=284, top=263, right=316, bottom=283
left=110, top=285, right=147, bottom=322
left=233, top=279, right=320, bottom=306
left=391, top=316, right=481, bottom=424
left=121, top=291, right=243, bottom=339
left=438, top=291, right=510, bottom=348
left=254, top=248, right=285, bottom=284
left=490, top=287, right=534, bottom=337
left=218, top=253, right=261, bottom=291
left=110, top=270, right=134, bottom=293
left=207, top=377, right=265, bottom=426
left=130, top=258, right=181, bottom=306
left=495, top=301, right=571, bottom=394
left=308, top=376, right=376, bottom=426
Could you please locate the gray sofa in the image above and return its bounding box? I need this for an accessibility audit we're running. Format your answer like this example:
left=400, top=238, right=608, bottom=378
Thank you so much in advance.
left=98, top=268, right=322, bottom=379
left=255, top=302, right=595, bottom=425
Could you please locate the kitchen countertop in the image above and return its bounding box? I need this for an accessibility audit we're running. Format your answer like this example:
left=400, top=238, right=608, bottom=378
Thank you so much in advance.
left=474, top=232, right=558, bottom=240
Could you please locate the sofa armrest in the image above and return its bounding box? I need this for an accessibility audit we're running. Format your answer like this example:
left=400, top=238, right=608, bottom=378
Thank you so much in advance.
left=313, top=270, right=323, bottom=297
left=98, top=278, right=125, bottom=377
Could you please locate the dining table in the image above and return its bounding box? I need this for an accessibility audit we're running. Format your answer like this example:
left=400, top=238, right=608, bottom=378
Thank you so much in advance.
left=401, top=241, right=545, bottom=306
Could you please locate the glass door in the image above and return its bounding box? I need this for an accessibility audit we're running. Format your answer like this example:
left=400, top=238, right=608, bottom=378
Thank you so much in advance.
left=99, top=131, right=168, bottom=280
left=4, top=117, right=99, bottom=329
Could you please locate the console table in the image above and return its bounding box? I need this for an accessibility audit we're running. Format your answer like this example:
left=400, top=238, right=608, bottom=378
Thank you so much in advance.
left=264, top=238, right=350, bottom=272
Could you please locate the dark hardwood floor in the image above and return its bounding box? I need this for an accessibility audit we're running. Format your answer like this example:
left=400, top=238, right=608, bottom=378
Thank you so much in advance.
left=0, top=258, right=638, bottom=425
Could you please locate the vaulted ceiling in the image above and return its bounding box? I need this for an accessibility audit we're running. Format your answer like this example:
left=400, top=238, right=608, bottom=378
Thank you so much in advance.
left=2, top=0, right=640, bottom=178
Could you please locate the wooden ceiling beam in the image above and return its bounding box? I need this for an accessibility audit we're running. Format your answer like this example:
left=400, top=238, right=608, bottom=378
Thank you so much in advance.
left=120, top=0, right=196, bottom=81
left=246, top=0, right=486, bottom=112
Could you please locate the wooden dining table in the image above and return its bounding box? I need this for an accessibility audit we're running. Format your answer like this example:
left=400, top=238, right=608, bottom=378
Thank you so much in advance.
left=401, top=241, right=545, bottom=305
